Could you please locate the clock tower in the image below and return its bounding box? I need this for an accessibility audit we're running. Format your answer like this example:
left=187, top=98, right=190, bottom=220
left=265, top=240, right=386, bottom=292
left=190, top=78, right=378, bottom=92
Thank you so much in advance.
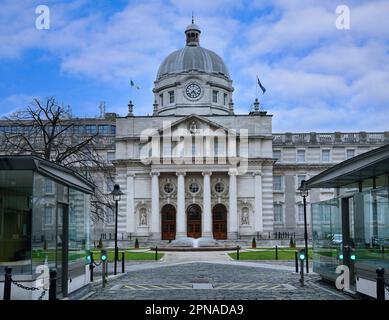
left=153, top=20, right=234, bottom=116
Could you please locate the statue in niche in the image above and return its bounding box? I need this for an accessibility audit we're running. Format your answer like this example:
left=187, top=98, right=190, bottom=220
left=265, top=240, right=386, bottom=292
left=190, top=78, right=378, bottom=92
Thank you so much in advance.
left=241, top=208, right=249, bottom=225
left=189, top=121, right=198, bottom=134
left=139, top=208, right=147, bottom=226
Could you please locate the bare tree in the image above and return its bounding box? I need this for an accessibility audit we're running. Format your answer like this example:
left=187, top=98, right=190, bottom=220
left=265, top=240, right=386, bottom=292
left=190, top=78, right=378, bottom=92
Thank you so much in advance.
left=1, top=97, right=115, bottom=222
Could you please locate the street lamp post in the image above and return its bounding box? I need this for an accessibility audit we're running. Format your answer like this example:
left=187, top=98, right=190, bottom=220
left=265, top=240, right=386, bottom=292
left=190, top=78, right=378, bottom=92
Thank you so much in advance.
left=111, top=184, right=123, bottom=275
left=299, top=180, right=309, bottom=273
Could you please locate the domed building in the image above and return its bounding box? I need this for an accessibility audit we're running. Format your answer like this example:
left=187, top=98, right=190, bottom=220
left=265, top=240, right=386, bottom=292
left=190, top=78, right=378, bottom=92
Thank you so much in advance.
left=114, top=21, right=275, bottom=242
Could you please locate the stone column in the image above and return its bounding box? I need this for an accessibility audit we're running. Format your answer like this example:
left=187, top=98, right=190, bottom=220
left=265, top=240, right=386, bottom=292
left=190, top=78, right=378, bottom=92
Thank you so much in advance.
left=150, top=171, right=160, bottom=239
left=228, top=169, right=238, bottom=239
left=202, top=171, right=212, bottom=237
left=126, top=173, right=135, bottom=234
left=176, top=172, right=186, bottom=238
left=253, top=171, right=263, bottom=233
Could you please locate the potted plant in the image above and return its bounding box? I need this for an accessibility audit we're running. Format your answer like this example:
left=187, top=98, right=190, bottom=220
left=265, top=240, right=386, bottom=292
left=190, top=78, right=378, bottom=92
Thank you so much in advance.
left=289, top=236, right=295, bottom=248
left=252, top=237, right=257, bottom=249
left=134, top=238, right=139, bottom=249
left=97, top=238, right=103, bottom=249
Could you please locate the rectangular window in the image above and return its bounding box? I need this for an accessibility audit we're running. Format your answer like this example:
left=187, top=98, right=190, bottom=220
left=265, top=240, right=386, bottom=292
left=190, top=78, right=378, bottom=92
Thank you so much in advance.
left=273, top=176, right=282, bottom=191
left=321, top=149, right=330, bottom=162
left=297, top=150, right=305, bottom=163
left=212, top=90, right=218, bottom=103
left=73, top=125, right=85, bottom=134
left=107, top=151, right=115, bottom=162
left=346, top=149, right=355, bottom=159
left=44, top=207, right=53, bottom=225
left=297, top=175, right=306, bottom=189
left=106, top=178, right=114, bottom=193
left=274, top=204, right=282, bottom=223
left=110, top=125, right=116, bottom=135
left=44, top=179, right=54, bottom=194
left=85, top=125, right=97, bottom=134
left=223, top=93, right=228, bottom=106
left=159, top=94, right=164, bottom=107
left=106, top=208, right=114, bottom=224
left=298, top=204, right=305, bottom=222
left=98, top=125, right=110, bottom=134
left=273, top=150, right=281, bottom=162
left=169, top=91, right=174, bottom=104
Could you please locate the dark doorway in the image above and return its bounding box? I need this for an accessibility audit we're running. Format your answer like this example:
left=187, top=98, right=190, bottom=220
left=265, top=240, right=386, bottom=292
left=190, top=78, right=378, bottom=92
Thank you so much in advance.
left=212, top=204, right=227, bottom=240
left=161, top=204, right=176, bottom=240
left=187, top=204, right=202, bottom=238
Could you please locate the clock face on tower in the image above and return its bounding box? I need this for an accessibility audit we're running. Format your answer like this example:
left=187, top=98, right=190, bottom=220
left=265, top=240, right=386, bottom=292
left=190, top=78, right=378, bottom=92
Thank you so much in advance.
left=185, top=83, right=202, bottom=99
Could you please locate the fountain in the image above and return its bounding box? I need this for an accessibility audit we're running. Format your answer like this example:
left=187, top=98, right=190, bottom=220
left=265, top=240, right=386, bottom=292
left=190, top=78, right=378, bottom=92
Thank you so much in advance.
left=153, top=237, right=237, bottom=251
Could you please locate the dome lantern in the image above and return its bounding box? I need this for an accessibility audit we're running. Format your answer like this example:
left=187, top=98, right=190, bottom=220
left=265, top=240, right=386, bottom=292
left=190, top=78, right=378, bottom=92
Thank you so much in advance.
left=185, top=15, right=201, bottom=46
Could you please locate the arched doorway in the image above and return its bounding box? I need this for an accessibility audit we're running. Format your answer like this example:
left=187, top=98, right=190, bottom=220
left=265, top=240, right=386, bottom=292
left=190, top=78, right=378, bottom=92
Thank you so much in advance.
left=187, top=204, right=202, bottom=238
left=161, top=204, right=176, bottom=240
left=212, top=204, right=227, bottom=240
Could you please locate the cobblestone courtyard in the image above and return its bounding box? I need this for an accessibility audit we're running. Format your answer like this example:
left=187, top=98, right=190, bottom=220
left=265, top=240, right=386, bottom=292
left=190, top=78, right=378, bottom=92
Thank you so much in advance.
left=86, top=251, right=353, bottom=300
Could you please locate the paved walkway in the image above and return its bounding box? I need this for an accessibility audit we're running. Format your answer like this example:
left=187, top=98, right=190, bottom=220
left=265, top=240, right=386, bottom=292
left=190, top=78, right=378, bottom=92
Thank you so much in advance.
left=85, top=250, right=352, bottom=300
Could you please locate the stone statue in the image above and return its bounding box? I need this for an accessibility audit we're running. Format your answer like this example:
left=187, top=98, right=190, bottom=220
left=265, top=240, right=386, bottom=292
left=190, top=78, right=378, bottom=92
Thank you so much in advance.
left=189, top=121, right=198, bottom=134
left=241, top=209, right=249, bottom=225
left=139, top=209, right=147, bottom=226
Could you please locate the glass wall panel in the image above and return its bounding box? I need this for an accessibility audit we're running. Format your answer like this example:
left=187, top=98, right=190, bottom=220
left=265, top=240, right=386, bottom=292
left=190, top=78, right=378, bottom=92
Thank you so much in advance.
left=312, top=197, right=342, bottom=280
left=0, top=170, right=33, bottom=275
left=31, top=174, right=68, bottom=276
left=68, top=188, right=90, bottom=283
left=353, top=187, right=389, bottom=269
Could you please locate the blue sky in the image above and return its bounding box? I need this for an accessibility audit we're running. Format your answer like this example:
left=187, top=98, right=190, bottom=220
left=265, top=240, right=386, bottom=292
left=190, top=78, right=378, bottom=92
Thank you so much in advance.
left=1, top=0, right=389, bottom=132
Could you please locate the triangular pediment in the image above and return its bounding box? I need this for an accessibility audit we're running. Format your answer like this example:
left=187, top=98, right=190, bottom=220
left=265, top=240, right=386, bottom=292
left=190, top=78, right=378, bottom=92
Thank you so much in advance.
left=157, top=114, right=231, bottom=135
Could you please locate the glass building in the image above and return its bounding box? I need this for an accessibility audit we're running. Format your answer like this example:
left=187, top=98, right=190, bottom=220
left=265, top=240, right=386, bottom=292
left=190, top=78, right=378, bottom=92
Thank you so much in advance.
left=306, top=145, right=389, bottom=299
left=0, top=156, right=94, bottom=299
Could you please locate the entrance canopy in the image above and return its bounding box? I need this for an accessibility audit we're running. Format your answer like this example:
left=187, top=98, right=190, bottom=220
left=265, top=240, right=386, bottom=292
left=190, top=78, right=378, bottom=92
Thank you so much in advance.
left=305, top=144, right=389, bottom=188
left=0, top=155, right=94, bottom=194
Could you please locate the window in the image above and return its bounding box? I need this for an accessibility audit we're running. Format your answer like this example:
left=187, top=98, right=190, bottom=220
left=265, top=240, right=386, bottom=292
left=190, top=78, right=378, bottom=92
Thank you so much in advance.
left=163, top=183, right=174, bottom=194
left=214, top=182, right=225, bottom=193
left=73, top=125, right=84, bottom=134
left=163, top=143, right=171, bottom=157
left=214, top=140, right=225, bottom=156
left=107, top=152, right=115, bottom=162
left=321, top=149, right=330, bottom=162
left=106, top=178, right=114, bottom=193
left=297, top=150, right=305, bottom=163
left=44, top=207, right=53, bottom=225
left=106, top=208, right=114, bottom=224
left=223, top=93, right=228, bottom=106
left=297, top=175, right=306, bottom=189
left=273, top=150, right=281, bottom=162
left=346, top=149, right=355, bottom=159
left=189, top=182, right=199, bottom=194
left=159, top=94, right=164, bottom=107
left=98, top=125, right=114, bottom=135
left=274, top=204, right=282, bottom=223
left=298, top=204, right=305, bottom=222
left=85, top=125, right=97, bottom=134
left=169, top=91, right=174, bottom=104
left=110, top=125, right=116, bottom=135
left=273, top=176, right=282, bottom=191
left=212, top=90, right=218, bottom=103
left=44, top=179, right=54, bottom=194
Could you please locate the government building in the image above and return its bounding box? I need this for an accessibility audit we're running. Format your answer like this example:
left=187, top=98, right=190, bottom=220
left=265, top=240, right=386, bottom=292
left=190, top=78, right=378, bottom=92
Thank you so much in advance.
left=1, top=22, right=388, bottom=244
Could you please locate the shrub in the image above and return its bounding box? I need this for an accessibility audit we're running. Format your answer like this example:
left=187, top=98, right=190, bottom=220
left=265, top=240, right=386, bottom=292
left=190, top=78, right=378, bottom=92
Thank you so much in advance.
left=97, top=238, right=103, bottom=248
left=252, top=237, right=257, bottom=249
left=289, top=236, right=295, bottom=248
left=135, top=238, right=139, bottom=249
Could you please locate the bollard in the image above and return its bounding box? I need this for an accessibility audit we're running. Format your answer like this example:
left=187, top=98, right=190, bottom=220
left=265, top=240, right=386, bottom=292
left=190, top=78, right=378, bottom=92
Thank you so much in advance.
left=4, top=266, right=12, bottom=301
left=376, top=268, right=385, bottom=300
left=275, top=245, right=278, bottom=260
left=102, top=259, right=106, bottom=289
left=237, top=246, right=240, bottom=260
left=90, top=252, right=94, bottom=282
left=300, top=259, right=304, bottom=287
left=49, top=268, right=57, bottom=300
left=122, top=252, right=125, bottom=273
left=155, top=246, right=158, bottom=261
left=295, top=251, right=299, bottom=273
